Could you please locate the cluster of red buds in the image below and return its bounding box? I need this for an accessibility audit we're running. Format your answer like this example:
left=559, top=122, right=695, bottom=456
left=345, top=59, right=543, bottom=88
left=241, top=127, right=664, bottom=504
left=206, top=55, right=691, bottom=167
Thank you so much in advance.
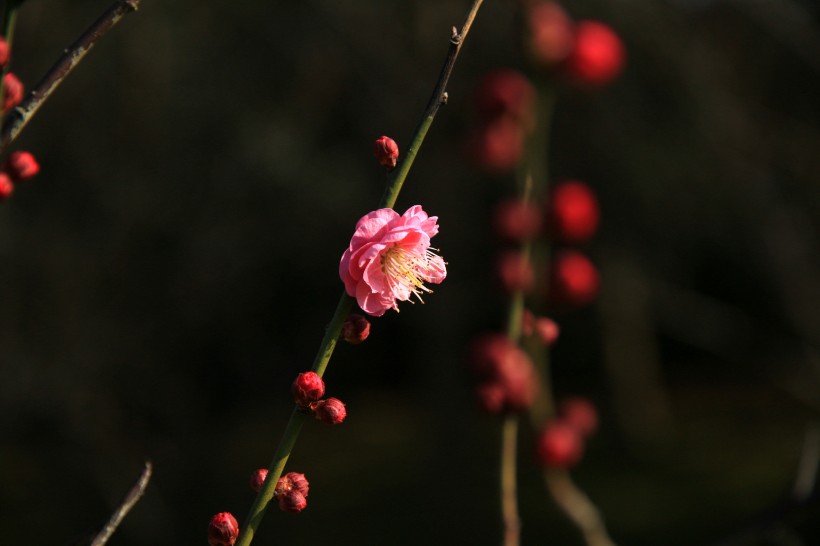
left=536, top=396, right=599, bottom=468
left=468, top=333, right=539, bottom=414
left=292, top=371, right=347, bottom=425
left=248, top=468, right=311, bottom=513
left=526, top=1, right=626, bottom=87
left=0, top=35, right=40, bottom=202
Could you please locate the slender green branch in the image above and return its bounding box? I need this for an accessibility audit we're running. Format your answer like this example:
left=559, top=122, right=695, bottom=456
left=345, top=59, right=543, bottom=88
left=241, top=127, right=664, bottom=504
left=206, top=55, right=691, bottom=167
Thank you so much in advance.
left=235, top=3, right=486, bottom=545
left=501, top=416, right=520, bottom=546
left=380, top=0, right=484, bottom=209
left=0, top=0, right=140, bottom=153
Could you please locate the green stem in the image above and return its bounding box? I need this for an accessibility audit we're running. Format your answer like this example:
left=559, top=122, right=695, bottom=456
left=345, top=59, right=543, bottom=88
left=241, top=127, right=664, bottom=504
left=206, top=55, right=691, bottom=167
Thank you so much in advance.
left=500, top=415, right=520, bottom=546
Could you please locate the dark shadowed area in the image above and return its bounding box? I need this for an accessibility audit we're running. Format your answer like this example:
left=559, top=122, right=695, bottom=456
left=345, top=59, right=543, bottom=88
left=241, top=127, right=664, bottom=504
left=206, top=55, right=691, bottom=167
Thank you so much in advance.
left=1, top=0, right=819, bottom=544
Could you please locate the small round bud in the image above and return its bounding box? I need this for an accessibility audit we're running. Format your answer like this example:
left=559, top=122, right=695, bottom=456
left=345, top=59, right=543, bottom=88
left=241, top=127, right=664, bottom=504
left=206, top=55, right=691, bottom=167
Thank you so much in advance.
left=277, top=490, right=307, bottom=513
left=493, top=198, right=543, bottom=242
left=559, top=396, right=598, bottom=438
left=564, top=21, right=625, bottom=87
left=0, top=37, right=9, bottom=68
left=207, top=512, right=239, bottom=546
left=4, top=151, right=40, bottom=181
left=528, top=1, right=574, bottom=67
left=313, top=397, right=346, bottom=425
left=550, top=250, right=599, bottom=307
left=537, top=420, right=584, bottom=468
left=373, top=136, right=399, bottom=169
left=0, top=172, right=13, bottom=202
left=283, top=471, right=309, bottom=497
left=292, top=372, right=325, bottom=407
left=533, top=317, right=560, bottom=346
left=548, top=181, right=599, bottom=243
left=496, top=250, right=535, bottom=294
left=468, top=117, right=525, bottom=173
left=342, top=314, right=370, bottom=344
left=249, top=468, right=268, bottom=493
left=2, top=72, right=23, bottom=112
left=473, top=69, right=535, bottom=122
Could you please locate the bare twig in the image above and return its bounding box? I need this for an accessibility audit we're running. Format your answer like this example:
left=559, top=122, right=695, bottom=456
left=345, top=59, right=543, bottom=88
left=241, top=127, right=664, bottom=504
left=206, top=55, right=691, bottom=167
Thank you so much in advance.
left=501, top=416, right=521, bottom=546
left=0, top=0, right=140, bottom=152
left=545, top=470, right=616, bottom=546
left=89, top=461, right=153, bottom=546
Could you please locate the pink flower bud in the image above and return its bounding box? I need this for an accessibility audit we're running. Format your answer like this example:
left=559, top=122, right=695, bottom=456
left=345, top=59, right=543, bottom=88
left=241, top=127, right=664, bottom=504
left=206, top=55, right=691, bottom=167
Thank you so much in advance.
left=0, top=173, right=13, bottom=202
left=313, top=397, right=346, bottom=425
left=536, top=420, right=584, bottom=468
left=548, top=181, right=599, bottom=243
left=4, top=151, right=39, bottom=181
left=0, top=37, right=9, bottom=68
left=564, top=21, right=625, bottom=87
left=533, top=317, right=560, bottom=346
left=528, top=1, right=574, bottom=67
left=278, top=490, right=307, bottom=513
left=2, top=73, right=23, bottom=112
left=249, top=468, right=268, bottom=493
left=493, top=198, right=543, bottom=242
left=207, top=512, right=239, bottom=546
left=559, top=396, right=598, bottom=438
left=342, top=314, right=370, bottom=344
left=283, top=471, right=309, bottom=497
left=550, top=249, right=599, bottom=307
left=291, top=372, right=325, bottom=407
left=373, top=136, right=399, bottom=169
left=496, top=250, right=535, bottom=294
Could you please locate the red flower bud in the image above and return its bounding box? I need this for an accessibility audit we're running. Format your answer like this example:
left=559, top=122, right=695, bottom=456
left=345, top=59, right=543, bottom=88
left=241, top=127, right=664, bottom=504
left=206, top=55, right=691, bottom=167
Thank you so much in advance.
left=278, top=490, right=307, bottom=513
left=207, top=512, right=239, bottom=546
left=0, top=37, right=9, bottom=68
left=373, top=136, right=399, bottom=169
left=291, top=372, right=325, bottom=407
left=528, top=1, right=574, bottom=67
left=496, top=250, right=535, bottom=294
left=468, top=117, right=525, bottom=173
left=548, top=181, right=599, bottom=243
left=473, top=69, right=535, bottom=122
left=249, top=468, right=268, bottom=493
left=550, top=249, right=599, bottom=307
left=536, top=420, right=584, bottom=468
left=0, top=173, right=13, bottom=201
left=313, top=397, right=346, bottom=425
left=2, top=72, right=23, bottom=112
left=342, top=314, right=370, bottom=344
left=283, top=471, right=309, bottom=497
left=559, top=396, right=598, bottom=438
left=4, top=151, right=40, bottom=181
left=493, top=198, right=543, bottom=242
left=564, top=21, right=625, bottom=87
left=468, top=334, right=538, bottom=413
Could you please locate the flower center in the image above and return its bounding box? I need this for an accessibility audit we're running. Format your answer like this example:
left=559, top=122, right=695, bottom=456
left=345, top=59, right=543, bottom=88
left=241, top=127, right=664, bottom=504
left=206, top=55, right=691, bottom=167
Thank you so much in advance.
left=381, top=244, right=442, bottom=305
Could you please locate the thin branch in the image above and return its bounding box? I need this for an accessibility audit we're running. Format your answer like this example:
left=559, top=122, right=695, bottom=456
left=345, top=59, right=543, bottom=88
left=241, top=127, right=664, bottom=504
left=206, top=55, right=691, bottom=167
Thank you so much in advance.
left=89, top=461, right=153, bottom=546
left=0, top=0, right=140, bottom=152
left=545, top=470, right=616, bottom=546
left=379, top=0, right=484, bottom=209
left=501, top=416, right=521, bottom=546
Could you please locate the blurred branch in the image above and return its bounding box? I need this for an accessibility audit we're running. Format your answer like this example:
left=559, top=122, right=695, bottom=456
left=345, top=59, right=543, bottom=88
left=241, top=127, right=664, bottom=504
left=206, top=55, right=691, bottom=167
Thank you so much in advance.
left=0, top=0, right=140, bottom=153
left=89, top=461, right=152, bottom=546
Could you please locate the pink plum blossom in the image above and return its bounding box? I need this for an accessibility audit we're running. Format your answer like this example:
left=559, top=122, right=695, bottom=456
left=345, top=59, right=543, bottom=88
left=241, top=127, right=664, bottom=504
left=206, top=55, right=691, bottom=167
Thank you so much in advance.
left=339, top=205, right=447, bottom=316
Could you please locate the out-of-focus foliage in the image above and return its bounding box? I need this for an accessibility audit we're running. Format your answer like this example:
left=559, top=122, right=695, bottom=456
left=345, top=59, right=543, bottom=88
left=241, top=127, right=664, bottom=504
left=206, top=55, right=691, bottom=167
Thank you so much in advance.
left=1, top=0, right=819, bottom=544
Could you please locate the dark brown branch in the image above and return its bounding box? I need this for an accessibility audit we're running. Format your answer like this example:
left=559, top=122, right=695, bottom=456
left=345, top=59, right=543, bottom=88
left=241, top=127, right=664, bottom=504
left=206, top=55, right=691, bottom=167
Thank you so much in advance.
left=89, top=461, right=153, bottom=546
left=0, top=0, right=140, bottom=152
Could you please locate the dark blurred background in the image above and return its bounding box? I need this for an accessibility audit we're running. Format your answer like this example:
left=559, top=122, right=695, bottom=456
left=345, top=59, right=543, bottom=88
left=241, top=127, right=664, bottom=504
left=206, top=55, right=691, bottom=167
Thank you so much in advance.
left=1, top=0, right=819, bottom=544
